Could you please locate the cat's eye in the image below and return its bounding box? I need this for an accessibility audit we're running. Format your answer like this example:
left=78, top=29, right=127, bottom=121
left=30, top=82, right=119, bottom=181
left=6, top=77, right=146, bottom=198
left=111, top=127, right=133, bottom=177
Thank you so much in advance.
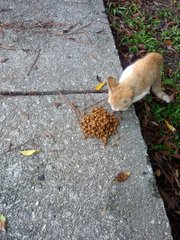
left=122, top=98, right=130, bottom=104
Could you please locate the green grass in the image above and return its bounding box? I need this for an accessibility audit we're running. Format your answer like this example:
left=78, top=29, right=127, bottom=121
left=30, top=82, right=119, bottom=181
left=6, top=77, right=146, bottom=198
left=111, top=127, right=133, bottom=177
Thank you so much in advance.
left=106, top=1, right=180, bottom=157
left=108, top=3, right=179, bottom=54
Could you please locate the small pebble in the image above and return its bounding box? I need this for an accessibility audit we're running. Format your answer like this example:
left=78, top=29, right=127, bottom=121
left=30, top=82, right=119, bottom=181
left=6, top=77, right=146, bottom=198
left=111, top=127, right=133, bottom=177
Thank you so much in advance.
left=37, top=174, right=45, bottom=181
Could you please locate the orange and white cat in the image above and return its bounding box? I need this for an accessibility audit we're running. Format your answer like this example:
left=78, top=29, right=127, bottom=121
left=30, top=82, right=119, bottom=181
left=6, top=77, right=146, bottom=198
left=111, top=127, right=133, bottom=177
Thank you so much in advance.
left=107, top=53, right=170, bottom=111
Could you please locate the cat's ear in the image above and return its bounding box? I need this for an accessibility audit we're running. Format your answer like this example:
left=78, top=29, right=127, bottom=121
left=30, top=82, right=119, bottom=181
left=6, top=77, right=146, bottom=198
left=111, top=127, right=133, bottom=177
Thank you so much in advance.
left=107, top=76, right=119, bottom=92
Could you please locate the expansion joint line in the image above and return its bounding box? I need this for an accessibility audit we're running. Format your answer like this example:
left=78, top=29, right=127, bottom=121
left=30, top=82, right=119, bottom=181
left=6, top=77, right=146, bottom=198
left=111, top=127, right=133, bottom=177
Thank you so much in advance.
left=0, top=90, right=107, bottom=97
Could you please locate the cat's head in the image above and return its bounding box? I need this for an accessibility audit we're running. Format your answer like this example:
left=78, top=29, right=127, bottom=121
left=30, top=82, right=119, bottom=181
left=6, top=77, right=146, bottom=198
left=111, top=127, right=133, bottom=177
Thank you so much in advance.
left=107, top=76, right=134, bottom=111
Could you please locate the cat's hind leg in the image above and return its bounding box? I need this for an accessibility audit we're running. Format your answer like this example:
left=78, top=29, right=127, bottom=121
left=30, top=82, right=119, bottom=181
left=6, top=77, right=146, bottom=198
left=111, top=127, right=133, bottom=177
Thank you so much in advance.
left=152, top=74, right=170, bottom=103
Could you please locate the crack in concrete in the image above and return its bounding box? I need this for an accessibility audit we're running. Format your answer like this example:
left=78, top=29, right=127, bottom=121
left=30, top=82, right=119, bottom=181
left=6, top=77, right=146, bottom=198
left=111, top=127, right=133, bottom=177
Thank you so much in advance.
left=0, top=89, right=107, bottom=97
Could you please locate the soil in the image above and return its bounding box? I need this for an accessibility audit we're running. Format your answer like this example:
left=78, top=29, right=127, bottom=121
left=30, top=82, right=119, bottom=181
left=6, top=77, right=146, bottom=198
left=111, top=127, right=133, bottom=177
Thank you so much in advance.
left=104, top=0, right=180, bottom=239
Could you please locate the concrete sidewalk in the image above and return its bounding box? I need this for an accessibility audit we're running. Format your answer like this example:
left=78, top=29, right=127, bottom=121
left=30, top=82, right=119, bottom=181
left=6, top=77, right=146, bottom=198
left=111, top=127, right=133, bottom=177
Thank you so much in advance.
left=0, top=0, right=172, bottom=239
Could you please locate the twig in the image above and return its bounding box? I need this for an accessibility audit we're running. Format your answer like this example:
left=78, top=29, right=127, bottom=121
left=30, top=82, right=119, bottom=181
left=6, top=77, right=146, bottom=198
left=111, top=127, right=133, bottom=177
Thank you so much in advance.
left=62, top=23, right=78, bottom=33
left=63, top=0, right=89, bottom=3
left=70, top=21, right=94, bottom=34
left=80, top=85, right=96, bottom=103
left=56, top=89, right=82, bottom=121
left=27, top=49, right=41, bottom=76
left=35, top=21, right=50, bottom=34
left=130, top=2, right=144, bottom=20
left=0, top=94, right=29, bottom=119
left=82, top=97, right=108, bottom=112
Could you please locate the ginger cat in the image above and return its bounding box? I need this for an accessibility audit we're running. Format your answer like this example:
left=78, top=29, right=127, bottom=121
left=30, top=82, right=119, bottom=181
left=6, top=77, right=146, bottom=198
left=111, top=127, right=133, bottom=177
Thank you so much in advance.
left=107, top=53, right=170, bottom=111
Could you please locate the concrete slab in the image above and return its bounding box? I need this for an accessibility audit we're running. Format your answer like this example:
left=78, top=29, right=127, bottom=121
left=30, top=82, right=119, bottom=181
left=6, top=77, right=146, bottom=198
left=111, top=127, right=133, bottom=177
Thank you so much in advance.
left=0, top=94, right=172, bottom=240
left=0, top=0, right=173, bottom=239
left=0, top=0, right=121, bottom=91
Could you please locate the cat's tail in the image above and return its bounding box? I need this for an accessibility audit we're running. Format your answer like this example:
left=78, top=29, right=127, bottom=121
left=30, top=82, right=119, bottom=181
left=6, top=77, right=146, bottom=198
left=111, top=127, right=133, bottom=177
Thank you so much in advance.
left=152, top=85, right=170, bottom=103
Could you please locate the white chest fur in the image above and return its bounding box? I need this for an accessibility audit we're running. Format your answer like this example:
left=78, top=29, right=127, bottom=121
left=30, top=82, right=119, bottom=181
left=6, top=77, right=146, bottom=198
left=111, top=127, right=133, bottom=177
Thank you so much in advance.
left=119, top=65, right=133, bottom=83
left=119, top=64, right=150, bottom=103
left=132, top=90, right=150, bottom=103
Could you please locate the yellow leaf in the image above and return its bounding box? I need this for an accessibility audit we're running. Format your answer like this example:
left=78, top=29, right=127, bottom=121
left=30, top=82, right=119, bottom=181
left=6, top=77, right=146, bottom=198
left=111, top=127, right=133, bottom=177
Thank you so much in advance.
left=0, top=214, right=6, bottom=232
left=164, top=120, right=176, bottom=132
left=95, top=82, right=106, bottom=91
left=19, top=150, right=40, bottom=156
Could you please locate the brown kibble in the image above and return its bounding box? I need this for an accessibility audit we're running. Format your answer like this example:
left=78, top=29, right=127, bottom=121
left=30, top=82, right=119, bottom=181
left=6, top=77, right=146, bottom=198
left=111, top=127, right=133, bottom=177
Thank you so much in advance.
left=80, top=107, right=121, bottom=145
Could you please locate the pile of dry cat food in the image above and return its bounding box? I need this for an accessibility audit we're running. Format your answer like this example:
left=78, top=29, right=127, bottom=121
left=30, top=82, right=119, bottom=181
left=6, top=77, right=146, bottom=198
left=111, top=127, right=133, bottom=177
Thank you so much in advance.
left=80, top=107, right=120, bottom=144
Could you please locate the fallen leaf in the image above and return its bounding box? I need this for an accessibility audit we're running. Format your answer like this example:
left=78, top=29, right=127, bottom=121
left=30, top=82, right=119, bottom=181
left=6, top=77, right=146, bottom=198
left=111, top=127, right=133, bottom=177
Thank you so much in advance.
left=19, top=150, right=40, bottom=156
left=137, top=50, right=147, bottom=57
left=0, top=26, right=4, bottom=36
left=53, top=101, right=62, bottom=108
left=0, top=57, right=9, bottom=63
left=95, top=82, right=106, bottom=91
left=172, top=154, right=180, bottom=160
left=0, top=43, right=15, bottom=50
left=167, top=45, right=177, bottom=53
left=164, top=120, right=176, bottom=132
left=175, top=169, right=179, bottom=178
left=155, top=169, right=161, bottom=177
left=165, top=39, right=173, bottom=46
left=137, top=43, right=146, bottom=50
left=113, top=171, right=131, bottom=183
left=169, top=93, right=175, bottom=102
left=166, top=21, right=177, bottom=27
left=124, top=29, right=132, bottom=37
left=0, top=214, right=6, bottom=232
left=175, top=211, right=180, bottom=215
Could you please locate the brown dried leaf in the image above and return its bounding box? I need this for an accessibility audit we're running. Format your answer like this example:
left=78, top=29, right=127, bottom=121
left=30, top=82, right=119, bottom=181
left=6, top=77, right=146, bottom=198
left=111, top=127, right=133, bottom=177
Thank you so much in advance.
left=124, top=29, right=132, bottom=37
left=175, top=169, right=179, bottom=178
left=137, top=50, right=147, bottom=57
left=167, top=45, right=177, bottom=53
left=169, top=93, right=176, bottom=102
left=166, top=21, right=177, bottom=27
left=0, top=43, right=15, bottom=50
left=165, top=39, right=173, bottom=46
left=172, top=154, right=180, bottom=160
left=137, top=44, right=146, bottom=50
left=155, top=169, right=161, bottom=177
left=0, top=214, right=6, bottom=232
left=53, top=101, right=62, bottom=108
left=0, top=26, right=4, bottom=36
left=160, top=190, right=176, bottom=210
left=0, top=57, right=9, bottom=63
left=113, top=171, right=131, bottom=183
